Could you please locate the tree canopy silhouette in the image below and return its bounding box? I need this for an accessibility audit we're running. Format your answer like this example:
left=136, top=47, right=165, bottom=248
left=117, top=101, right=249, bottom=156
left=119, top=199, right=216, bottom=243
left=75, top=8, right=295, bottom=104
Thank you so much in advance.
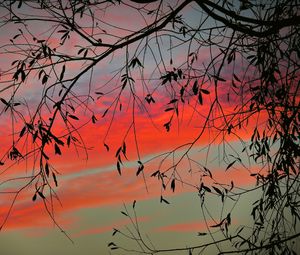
left=0, top=0, right=299, bottom=254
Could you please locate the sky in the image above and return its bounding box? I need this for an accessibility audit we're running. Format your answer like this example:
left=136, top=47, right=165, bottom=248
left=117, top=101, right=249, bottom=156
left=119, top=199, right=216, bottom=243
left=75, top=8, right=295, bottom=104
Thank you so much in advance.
left=0, top=1, right=275, bottom=255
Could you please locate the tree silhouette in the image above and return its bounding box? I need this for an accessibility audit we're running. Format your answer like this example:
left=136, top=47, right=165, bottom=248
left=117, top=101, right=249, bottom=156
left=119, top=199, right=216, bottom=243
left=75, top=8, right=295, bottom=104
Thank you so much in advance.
left=0, top=0, right=299, bottom=254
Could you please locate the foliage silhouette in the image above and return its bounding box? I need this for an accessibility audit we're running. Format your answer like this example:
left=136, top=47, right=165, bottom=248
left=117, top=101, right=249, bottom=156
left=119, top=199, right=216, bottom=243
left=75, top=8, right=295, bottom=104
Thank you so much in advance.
left=0, top=0, right=299, bottom=254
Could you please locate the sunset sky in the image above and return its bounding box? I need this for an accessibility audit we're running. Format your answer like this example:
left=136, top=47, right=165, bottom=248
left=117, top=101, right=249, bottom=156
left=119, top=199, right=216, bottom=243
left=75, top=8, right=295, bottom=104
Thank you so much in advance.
left=0, top=1, right=266, bottom=254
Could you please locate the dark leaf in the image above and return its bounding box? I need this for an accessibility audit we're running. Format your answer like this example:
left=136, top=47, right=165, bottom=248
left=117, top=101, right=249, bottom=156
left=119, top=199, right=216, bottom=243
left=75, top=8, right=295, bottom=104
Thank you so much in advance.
left=42, top=151, right=49, bottom=160
left=192, top=80, right=198, bottom=95
left=171, top=179, right=175, bottom=192
left=151, top=170, right=160, bottom=177
left=204, top=167, right=212, bottom=178
left=12, top=33, right=21, bottom=40
left=115, top=147, right=122, bottom=157
left=19, top=126, right=26, bottom=138
left=202, top=185, right=211, bottom=192
left=117, top=161, right=121, bottom=175
left=233, top=73, right=241, bottom=82
left=133, top=200, right=136, bottom=208
left=200, top=89, right=210, bottom=94
left=38, top=70, right=44, bottom=80
left=77, top=48, right=85, bottom=55
left=212, top=186, right=222, bottom=195
left=112, top=228, right=118, bottom=236
left=102, top=108, right=109, bottom=118
left=32, top=193, right=37, bottom=201
left=67, top=136, right=71, bottom=147
left=210, top=219, right=225, bottom=228
left=59, top=65, right=66, bottom=81
left=163, top=122, right=171, bottom=132
left=52, top=172, right=58, bottom=187
left=226, top=213, right=231, bottom=225
left=198, top=92, right=203, bottom=105
left=122, top=142, right=127, bottom=157
left=18, top=0, right=23, bottom=8
left=168, top=99, right=178, bottom=104
left=230, top=181, right=234, bottom=190
left=92, top=115, right=97, bottom=124
left=54, top=143, right=62, bottom=155
left=42, top=74, right=48, bottom=84
left=68, top=114, right=79, bottom=120
left=20, top=70, right=26, bottom=82
left=226, top=160, right=236, bottom=171
left=213, top=75, right=226, bottom=82
left=0, top=98, right=9, bottom=107
left=136, top=163, right=144, bottom=176
left=38, top=191, right=46, bottom=199
left=121, top=211, right=128, bottom=216
left=160, top=196, right=170, bottom=204
left=104, top=143, right=109, bottom=152
left=45, top=162, right=50, bottom=177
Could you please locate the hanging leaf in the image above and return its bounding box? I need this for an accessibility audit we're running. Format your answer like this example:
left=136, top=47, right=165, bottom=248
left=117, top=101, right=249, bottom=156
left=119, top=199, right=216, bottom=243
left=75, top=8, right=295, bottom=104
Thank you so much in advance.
left=226, top=160, right=236, bottom=171
left=92, top=115, right=97, bottom=124
left=202, top=185, right=211, bottom=192
left=117, top=161, right=121, bottom=175
left=68, top=114, right=79, bottom=120
left=59, top=65, right=66, bottom=81
left=212, top=186, right=222, bottom=195
left=151, top=170, right=160, bottom=177
left=112, top=228, right=118, bottom=236
left=192, top=80, right=198, bottom=95
left=54, top=143, right=62, bottom=155
left=160, top=195, right=170, bottom=204
left=226, top=213, right=231, bottom=225
left=198, top=92, right=203, bottom=105
left=67, top=136, right=71, bottom=147
left=19, top=126, right=26, bottom=138
left=121, top=211, right=128, bottom=216
left=107, top=242, right=117, bottom=247
left=115, top=147, right=122, bottom=157
left=213, top=75, right=226, bottom=82
left=168, top=99, right=178, bottom=104
left=136, top=163, right=144, bottom=176
left=171, top=179, right=175, bottom=192
left=210, top=219, right=225, bottom=228
left=104, top=143, right=109, bottom=152
left=45, top=162, right=50, bottom=177
left=200, top=89, right=210, bottom=94
left=102, top=108, right=109, bottom=118
left=204, top=167, right=212, bottom=178
left=52, top=172, right=58, bottom=187
left=233, top=73, right=241, bottom=82
left=42, top=74, right=48, bottom=84
left=38, top=191, right=46, bottom=199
